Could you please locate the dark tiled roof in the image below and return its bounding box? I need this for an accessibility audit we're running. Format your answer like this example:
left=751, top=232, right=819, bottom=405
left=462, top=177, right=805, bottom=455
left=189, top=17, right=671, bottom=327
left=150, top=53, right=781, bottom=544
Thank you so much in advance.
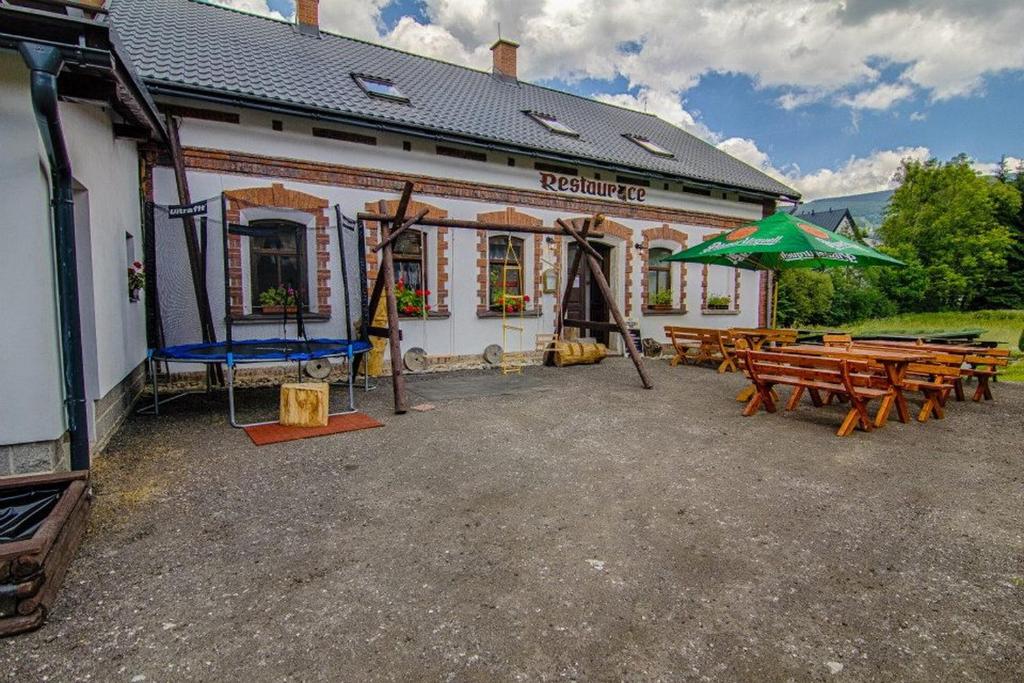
left=108, top=0, right=799, bottom=199
left=785, top=207, right=854, bottom=232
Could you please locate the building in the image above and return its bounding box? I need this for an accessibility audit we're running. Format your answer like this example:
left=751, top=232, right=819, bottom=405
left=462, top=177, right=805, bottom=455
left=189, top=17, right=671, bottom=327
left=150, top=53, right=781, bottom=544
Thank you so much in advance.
left=1, top=0, right=799, bottom=475
left=785, top=206, right=861, bottom=240
left=0, top=1, right=165, bottom=475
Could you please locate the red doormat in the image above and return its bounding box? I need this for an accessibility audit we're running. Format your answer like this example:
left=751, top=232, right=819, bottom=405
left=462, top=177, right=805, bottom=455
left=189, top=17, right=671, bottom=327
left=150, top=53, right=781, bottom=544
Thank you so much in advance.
left=244, top=412, right=383, bottom=446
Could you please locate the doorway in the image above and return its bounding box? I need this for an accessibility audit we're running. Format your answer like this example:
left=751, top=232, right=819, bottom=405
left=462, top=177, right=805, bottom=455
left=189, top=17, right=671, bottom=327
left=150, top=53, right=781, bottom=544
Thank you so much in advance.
left=566, top=241, right=614, bottom=345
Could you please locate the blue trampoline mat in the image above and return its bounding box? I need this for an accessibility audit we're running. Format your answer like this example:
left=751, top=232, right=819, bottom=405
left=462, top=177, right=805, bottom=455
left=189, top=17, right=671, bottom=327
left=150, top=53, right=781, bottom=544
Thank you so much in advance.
left=153, top=337, right=371, bottom=363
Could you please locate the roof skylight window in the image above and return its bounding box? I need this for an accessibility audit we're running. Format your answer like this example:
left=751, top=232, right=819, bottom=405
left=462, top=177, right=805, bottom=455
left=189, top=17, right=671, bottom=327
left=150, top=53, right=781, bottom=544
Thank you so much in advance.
left=353, top=74, right=408, bottom=103
left=525, top=111, right=579, bottom=137
left=624, top=134, right=674, bottom=158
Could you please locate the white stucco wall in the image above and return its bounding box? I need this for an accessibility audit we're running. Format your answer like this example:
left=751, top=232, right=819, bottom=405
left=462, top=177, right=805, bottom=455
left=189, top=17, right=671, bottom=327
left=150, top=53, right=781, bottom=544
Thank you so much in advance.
left=151, top=107, right=770, bottom=364
left=0, top=52, right=65, bottom=445
left=0, top=51, right=146, bottom=449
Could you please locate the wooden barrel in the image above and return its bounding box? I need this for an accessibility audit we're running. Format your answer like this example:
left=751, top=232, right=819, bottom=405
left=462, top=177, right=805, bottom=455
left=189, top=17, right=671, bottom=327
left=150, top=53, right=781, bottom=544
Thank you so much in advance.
left=554, top=342, right=608, bottom=367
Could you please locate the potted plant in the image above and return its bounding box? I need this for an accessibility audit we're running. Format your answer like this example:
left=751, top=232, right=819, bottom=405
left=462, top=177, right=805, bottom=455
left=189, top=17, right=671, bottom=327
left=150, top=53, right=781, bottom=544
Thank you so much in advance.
left=258, top=284, right=299, bottom=314
left=706, top=293, right=731, bottom=310
left=127, top=261, right=145, bottom=302
left=489, top=271, right=529, bottom=313
left=396, top=279, right=431, bottom=316
left=649, top=289, right=673, bottom=311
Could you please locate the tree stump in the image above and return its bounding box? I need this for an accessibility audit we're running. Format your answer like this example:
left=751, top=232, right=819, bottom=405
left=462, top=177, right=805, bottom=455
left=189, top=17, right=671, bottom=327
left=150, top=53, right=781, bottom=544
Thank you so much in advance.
left=279, top=382, right=329, bottom=427
left=555, top=342, right=608, bottom=367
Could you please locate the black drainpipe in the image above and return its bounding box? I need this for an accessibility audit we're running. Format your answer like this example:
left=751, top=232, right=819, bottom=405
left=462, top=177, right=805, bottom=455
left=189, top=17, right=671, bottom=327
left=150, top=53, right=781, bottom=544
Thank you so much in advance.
left=19, top=42, right=90, bottom=471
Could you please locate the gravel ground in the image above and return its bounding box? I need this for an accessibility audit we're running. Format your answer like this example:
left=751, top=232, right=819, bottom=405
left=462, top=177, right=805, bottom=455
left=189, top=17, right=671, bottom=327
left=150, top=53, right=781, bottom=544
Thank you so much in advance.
left=2, top=360, right=1023, bottom=681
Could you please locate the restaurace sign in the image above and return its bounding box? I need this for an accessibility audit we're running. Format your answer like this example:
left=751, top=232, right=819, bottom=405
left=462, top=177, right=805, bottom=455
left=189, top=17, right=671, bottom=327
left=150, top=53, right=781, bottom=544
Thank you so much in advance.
left=539, top=172, right=647, bottom=203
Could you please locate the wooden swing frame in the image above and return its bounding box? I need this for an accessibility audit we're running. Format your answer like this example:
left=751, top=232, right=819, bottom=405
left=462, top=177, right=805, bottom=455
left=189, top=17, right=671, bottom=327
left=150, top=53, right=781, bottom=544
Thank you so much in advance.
left=356, top=181, right=653, bottom=414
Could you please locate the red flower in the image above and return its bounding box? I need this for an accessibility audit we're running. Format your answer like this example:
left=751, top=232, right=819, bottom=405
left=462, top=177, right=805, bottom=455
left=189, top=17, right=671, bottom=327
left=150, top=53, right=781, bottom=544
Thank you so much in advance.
left=424, top=304, right=431, bottom=311
left=415, top=289, right=425, bottom=297
left=505, top=305, right=514, bottom=313
left=425, top=289, right=432, bottom=296
left=403, top=305, right=414, bottom=314
left=523, top=295, right=530, bottom=303
left=133, top=261, right=143, bottom=269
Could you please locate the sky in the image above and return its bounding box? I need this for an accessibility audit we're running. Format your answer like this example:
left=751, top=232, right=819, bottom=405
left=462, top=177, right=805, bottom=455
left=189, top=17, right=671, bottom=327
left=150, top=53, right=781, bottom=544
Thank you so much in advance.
left=215, top=0, right=1023, bottom=200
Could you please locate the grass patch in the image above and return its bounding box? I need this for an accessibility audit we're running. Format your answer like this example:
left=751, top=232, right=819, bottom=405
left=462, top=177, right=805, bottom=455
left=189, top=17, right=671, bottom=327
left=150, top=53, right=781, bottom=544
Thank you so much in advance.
left=848, top=310, right=1024, bottom=351
left=846, top=309, right=1024, bottom=382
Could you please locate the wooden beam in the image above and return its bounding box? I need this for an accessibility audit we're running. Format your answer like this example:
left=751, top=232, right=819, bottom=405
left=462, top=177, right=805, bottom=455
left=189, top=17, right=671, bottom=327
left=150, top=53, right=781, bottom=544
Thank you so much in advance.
left=547, top=217, right=592, bottom=365
left=371, top=207, right=430, bottom=253
left=379, top=183, right=413, bottom=414
left=357, top=212, right=604, bottom=239
left=166, top=114, right=222, bottom=385
left=562, top=319, right=620, bottom=333
left=579, top=235, right=653, bottom=389
left=556, top=218, right=605, bottom=262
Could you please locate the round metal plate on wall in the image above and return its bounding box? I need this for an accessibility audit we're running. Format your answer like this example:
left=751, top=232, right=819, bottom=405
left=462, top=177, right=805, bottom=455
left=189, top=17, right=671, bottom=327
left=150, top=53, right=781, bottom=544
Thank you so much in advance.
left=404, top=347, right=428, bottom=372
left=483, top=344, right=503, bottom=365
left=304, top=358, right=332, bottom=380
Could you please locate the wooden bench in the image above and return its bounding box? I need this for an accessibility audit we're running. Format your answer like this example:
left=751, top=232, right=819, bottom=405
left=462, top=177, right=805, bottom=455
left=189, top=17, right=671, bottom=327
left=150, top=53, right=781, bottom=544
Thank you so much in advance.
left=742, top=350, right=891, bottom=437
left=900, top=354, right=963, bottom=422
left=664, top=326, right=736, bottom=372
left=856, top=340, right=1010, bottom=402
left=963, top=349, right=1010, bottom=401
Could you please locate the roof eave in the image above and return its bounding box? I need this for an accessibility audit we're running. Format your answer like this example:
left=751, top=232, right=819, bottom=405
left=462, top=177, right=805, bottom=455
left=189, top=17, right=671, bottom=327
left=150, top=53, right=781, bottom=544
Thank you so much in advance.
left=146, top=79, right=800, bottom=202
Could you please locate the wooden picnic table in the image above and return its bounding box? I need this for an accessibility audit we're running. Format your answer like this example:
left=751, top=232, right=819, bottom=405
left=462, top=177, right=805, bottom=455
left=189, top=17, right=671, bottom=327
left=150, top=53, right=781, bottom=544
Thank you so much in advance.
left=732, top=328, right=798, bottom=401
left=783, top=344, right=932, bottom=424
left=730, top=328, right=793, bottom=350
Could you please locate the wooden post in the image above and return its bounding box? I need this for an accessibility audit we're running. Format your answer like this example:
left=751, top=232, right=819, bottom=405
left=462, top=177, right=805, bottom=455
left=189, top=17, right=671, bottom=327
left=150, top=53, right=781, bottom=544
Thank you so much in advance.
left=165, top=114, right=222, bottom=384
left=563, top=215, right=654, bottom=390
left=548, top=218, right=590, bottom=365
left=379, top=183, right=414, bottom=414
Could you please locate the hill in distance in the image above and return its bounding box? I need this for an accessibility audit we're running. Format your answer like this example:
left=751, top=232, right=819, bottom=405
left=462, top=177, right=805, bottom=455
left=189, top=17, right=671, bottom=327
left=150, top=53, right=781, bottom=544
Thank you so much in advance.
left=796, top=189, right=894, bottom=234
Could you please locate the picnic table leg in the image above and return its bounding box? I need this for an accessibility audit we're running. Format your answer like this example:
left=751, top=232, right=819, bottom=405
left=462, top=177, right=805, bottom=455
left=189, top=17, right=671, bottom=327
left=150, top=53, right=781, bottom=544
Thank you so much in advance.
left=973, top=373, right=993, bottom=401
left=874, top=392, right=895, bottom=428
left=785, top=386, right=804, bottom=411
left=885, top=362, right=912, bottom=423
left=953, top=377, right=965, bottom=402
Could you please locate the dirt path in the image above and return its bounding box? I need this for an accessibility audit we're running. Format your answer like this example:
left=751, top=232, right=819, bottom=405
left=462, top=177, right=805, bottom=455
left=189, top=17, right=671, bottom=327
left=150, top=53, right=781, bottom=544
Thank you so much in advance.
left=3, top=361, right=1022, bottom=680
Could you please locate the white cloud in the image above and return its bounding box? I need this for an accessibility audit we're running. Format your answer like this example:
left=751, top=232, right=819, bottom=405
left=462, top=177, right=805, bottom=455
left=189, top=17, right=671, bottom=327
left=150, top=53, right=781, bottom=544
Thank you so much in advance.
left=790, top=147, right=932, bottom=199
left=594, top=89, right=716, bottom=142
left=909, top=111, right=927, bottom=122
left=211, top=1, right=1024, bottom=114
left=838, top=82, right=915, bottom=110
left=209, top=0, right=291, bottom=22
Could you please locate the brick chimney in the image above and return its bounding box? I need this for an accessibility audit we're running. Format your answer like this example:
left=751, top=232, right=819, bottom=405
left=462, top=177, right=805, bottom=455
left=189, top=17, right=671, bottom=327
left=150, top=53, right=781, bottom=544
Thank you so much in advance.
left=490, top=38, right=519, bottom=79
left=296, top=0, right=320, bottom=34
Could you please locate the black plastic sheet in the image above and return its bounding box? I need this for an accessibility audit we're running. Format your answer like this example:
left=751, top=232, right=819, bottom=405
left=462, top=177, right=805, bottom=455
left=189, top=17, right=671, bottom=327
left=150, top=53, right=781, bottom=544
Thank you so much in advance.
left=0, top=486, right=63, bottom=543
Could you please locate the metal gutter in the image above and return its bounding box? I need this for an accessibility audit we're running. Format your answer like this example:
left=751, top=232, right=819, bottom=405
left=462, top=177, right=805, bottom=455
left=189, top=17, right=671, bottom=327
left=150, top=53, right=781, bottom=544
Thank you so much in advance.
left=146, top=81, right=799, bottom=202
left=19, top=41, right=90, bottom=471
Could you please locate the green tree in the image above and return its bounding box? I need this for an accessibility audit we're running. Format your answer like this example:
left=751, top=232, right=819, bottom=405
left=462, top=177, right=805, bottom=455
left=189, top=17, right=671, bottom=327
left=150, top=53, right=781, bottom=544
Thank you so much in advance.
left=973, top=160, right=1024, bottom=309
left=776, top=270, right=834, bottom=327
left=879, top=155, right=1018, bottom=311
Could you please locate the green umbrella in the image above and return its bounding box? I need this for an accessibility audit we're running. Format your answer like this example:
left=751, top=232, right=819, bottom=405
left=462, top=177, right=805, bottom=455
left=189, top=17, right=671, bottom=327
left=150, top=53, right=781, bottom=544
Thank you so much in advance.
left=665, top=212, right=904, bottom=325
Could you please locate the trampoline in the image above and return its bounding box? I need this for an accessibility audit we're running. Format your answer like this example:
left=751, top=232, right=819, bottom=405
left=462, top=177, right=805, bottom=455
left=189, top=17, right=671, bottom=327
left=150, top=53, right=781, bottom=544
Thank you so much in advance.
left=142, top=195, right=375, bottom=428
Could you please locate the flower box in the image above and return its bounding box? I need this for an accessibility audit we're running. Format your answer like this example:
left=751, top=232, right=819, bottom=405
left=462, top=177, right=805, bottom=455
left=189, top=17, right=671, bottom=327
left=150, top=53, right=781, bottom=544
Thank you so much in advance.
left=259, top=305, right=299, bottom=315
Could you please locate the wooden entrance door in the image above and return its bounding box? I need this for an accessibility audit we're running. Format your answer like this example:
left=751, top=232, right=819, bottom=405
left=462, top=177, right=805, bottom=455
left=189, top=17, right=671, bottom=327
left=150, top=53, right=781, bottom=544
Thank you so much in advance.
left=566, top=241, right=614, bottom=345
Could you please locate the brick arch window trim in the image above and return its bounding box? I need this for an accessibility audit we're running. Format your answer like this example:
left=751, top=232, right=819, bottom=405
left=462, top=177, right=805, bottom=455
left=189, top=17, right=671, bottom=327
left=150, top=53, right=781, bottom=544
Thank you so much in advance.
left=640, top=224, right=688, bottom=312
left=565, top=216, right=634, bottom=315
left=364, top=198, right=450, bottom=314
left=223, top=183, right=331, bottom=318
left=475, top=207, right=544, bottom=314
left=700, top=231, right=742, bottom=313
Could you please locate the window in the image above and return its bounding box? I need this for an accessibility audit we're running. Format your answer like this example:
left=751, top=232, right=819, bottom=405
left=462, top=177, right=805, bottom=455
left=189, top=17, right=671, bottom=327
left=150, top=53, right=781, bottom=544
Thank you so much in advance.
left=352, top=74, right=408, bottom=102
left=647, top=247, right=672, bottom=307
left=525, top=111, right=579, bottom=137
left=624, top=133, right=674, bottom=158
left=488, top=235, right=524, bottom=311
left=312, top=127, right=377, bottom=145
left=392, top=229, right=426, bottom=296
left=436, top=145, right=487, bottom=162
left=249, top=220, right=307, bottom=310
left=534, top=161, right=577, bottom=176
